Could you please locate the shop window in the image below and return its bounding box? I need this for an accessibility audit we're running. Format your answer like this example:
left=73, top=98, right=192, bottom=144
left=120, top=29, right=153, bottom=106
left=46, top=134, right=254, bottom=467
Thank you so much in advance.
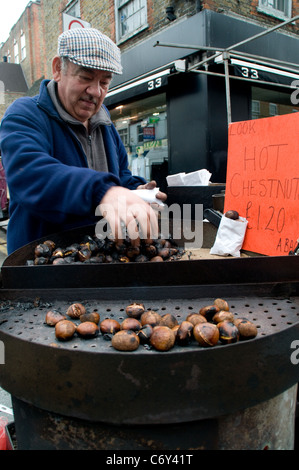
left=252, top=100, right=260, bottom=119
left=137, top=125, right=144, bottom=143
left=118, top=128, right=129, bottom=146
left=269, top=103, right=278, bottom=115
left=109, top=93, right=168, bottom=183
left=252, top=86, right=299, bottom=119
left=116, top=0, right=148, bottom=43
left=257, top=0, right=292, bottom=19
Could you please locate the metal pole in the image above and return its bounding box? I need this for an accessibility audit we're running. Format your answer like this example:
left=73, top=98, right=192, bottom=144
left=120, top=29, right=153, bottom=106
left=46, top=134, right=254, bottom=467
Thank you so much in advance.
left=189, top=14, right=299, bottom=70
left=192, top=14, right=299, bottom=126
left=223, top=52, right=232, bottom=125
left=154, top=14, right=299, bottom=127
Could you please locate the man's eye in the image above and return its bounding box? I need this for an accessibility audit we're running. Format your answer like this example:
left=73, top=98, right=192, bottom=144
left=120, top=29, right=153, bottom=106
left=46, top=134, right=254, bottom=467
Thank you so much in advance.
left=80, top=75, right=92, bottom=81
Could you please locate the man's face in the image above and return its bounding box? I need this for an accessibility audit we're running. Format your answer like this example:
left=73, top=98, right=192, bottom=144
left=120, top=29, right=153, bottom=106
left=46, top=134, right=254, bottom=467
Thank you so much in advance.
left=53, top=58, right=113, bottom=125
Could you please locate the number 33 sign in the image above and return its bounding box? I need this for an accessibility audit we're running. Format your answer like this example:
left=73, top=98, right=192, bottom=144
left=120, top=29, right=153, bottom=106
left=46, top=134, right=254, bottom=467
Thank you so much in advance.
left=224, top=113, right=299, bottom=256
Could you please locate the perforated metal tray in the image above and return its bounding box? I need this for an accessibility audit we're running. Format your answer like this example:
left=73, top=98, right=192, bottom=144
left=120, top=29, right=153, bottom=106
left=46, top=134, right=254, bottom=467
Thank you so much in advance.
left=0, top=287, right=299, bottom=425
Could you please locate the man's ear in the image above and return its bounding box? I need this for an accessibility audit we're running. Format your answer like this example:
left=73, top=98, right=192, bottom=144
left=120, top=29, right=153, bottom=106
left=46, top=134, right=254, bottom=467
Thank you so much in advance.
left=52, top=56, right=62, bottom=82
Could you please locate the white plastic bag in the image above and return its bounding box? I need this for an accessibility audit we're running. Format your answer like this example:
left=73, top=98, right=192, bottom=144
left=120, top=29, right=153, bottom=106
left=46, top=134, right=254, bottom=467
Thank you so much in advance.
left=210, top=215, right=248, bottom=257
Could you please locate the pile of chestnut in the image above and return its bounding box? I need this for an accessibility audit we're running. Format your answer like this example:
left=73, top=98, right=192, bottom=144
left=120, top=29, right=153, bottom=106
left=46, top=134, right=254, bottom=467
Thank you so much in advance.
left=28, top=234, right=184, bottom=266
left=45, top=298, right=258, bottom=352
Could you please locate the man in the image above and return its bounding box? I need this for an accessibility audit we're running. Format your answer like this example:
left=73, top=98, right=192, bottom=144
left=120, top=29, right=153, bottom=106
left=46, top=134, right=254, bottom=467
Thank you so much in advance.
left=0, top=28, right=166, bottom=254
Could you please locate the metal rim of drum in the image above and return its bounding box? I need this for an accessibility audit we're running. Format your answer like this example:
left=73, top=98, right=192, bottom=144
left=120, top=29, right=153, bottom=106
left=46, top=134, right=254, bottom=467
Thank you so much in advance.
left=0, top=292, right=299, bottom=425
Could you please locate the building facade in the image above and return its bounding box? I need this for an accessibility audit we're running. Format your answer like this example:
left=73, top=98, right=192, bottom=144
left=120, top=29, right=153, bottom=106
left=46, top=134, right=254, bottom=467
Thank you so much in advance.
left=1, top=0, right=299, bottom=185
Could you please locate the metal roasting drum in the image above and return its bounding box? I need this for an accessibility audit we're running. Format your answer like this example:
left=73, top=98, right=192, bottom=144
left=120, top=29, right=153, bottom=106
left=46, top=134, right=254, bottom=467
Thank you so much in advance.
left=0, top=223, right=298, bottom=449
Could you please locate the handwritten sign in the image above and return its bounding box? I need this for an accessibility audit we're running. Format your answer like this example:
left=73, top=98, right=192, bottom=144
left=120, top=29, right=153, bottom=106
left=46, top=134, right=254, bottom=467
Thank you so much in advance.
left=224, top=113, right=299, bottom=256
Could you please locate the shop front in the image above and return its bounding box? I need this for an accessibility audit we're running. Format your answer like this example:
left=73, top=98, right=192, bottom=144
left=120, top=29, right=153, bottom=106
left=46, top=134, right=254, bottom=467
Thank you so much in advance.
left=105, top=9, right=299, bottom=187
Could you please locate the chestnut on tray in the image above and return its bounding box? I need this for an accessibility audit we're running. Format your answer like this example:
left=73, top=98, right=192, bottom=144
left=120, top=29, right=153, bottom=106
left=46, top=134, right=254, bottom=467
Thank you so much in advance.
left=28, top=234, right=185, bottom=266
left=45, top=299, right=258, bottom=352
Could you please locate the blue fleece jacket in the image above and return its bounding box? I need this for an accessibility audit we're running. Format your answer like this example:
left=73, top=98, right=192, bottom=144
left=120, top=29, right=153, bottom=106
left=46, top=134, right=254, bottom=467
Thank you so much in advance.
left=0, top=79, right=146, bottom=254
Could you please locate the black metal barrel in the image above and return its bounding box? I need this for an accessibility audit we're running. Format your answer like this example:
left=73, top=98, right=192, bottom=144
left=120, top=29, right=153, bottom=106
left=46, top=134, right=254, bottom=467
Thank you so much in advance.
left=0, top=224, right=298, bottom=450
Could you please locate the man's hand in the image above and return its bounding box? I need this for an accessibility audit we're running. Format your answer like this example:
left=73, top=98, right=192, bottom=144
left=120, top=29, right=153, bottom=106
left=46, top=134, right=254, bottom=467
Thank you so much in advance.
left=136, top=180, right=167, bottom=203
left=98, top=186, right=159, bottom=246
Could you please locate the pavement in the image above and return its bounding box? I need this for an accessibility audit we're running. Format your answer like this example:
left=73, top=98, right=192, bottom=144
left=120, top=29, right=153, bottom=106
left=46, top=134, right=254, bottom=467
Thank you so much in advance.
left=0, top=223, right=14, bottom=425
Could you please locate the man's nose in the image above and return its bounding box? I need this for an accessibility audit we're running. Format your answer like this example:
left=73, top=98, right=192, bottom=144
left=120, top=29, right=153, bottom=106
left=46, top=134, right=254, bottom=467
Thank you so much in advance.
left=86, top=81, right=102, bottom=98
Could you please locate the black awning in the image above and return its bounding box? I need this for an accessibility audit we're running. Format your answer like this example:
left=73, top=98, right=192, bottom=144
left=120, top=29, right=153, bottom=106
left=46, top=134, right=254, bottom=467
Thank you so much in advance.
left=231, top=58, right=299, bottom=87
left=105, top=67, right=172, bottom=107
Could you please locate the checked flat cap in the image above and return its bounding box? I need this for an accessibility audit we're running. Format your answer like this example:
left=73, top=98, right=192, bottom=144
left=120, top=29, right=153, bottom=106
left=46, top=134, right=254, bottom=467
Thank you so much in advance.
left=58, top=28, right=123, bottom=74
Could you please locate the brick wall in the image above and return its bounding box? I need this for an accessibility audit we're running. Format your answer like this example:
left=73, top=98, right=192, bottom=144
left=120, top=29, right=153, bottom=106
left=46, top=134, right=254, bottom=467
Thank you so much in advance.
left=41, top=0, right=68, bottom=80
left=0, top=2, right=45, bottom=88
left=0, top=92, right=27, bottom=118
left=203, top=0, right=299, bottom=31
left=1, top=0, right=299, bottom=95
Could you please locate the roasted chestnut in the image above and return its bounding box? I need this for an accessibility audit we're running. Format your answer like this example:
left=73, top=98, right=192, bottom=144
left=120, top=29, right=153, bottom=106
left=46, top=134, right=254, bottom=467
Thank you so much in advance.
left=119, top=255, right=130, bottom=263
left=135, top=254, right=149, bottom=263
left=100, top=318, right=121, bottom=334
left=45, top=309, right=66, bottom=326
left=171, top=324, right=180, bottom=337
left=34, top=243, right=52, bottom=258
left=55, top=320, right=76, bottom=341
left=140, top=310, right=162, bottom=327
left=149, top=256, right=163, bottom=262
left=52, top=258, right=67, bottom=265
left=217, top=321, right=240, bottom=344
left=149, top=326, right=176, bottom=351
left=31, top=232, right=185, bottom=266
left=144, top=244, right=157, bottom=257
left=80, top=312, right=100, bottom=324
left=126, top=245, right=140, bottom=259
left=120, top=318, right=142, bottom=331
left=114, top=242, right=127, bottom=254
left=52, top=248, right=65, bottom=259
left=111, top=330, right=140, bottom=351
left=157, top=247, right=170, bottom=259
left=214, top=298, right=229, bottom=311
left=212, top=310, right=235, bottom=324
left=193, top=322, right=219, bottom=347
left=235, top=319, right=258, bottom=340
left=199, top=305, right=220, bottom=321
left=137, top=324, right=153, bottom=344
left=77, top=246, right=92, bottom=262
left=76, top=321, right=99, bottom=338
left=66, top=303, right=86, bottom=319
left=225, top=210, right=239, bottom=220
left=43, top=240, right=56, bottom=251
left=34, top=257, right=49, bottom=265
left=64, top=244, right=79, bottom=258
left=161, top=313, right=178, bottom=329
left=125, top=303, right=145, bottom=319
left=185, top=313, right=207, bottom=326
left=233, top=317, right=249, bottom=326
left=176, top=321, right=193, bottom=345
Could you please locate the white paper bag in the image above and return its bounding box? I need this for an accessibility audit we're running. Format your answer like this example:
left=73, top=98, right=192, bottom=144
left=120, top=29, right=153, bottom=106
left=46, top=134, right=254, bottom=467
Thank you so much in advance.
left=210, top=215, right=248, bottom=257
left=131, top=188, right=165, bottom=206
left=182, top=169, right=212, bottom=186
left=166, top=173, right=186, bottom=186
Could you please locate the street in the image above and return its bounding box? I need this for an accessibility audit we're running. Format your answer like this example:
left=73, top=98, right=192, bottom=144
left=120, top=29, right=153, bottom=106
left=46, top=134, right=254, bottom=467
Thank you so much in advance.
left=0, top=224, right=14, bottom=424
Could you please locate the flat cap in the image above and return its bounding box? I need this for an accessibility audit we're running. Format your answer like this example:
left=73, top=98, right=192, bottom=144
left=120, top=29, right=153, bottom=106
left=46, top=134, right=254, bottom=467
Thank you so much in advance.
left=58, top=28, right=123, bottom=75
